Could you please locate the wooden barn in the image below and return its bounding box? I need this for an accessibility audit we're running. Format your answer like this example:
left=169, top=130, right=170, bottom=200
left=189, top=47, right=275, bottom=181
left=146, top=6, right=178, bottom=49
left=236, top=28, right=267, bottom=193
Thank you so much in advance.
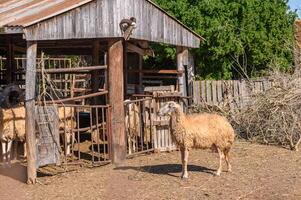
left=0, top=0, right=203, bottom=184
left=295, top=20, right=301, bottom=68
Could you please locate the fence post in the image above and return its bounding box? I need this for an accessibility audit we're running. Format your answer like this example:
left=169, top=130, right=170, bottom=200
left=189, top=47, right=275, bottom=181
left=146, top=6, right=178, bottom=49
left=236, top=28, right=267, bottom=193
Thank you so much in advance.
left=108, top=39, right=126, bottom=165
left=25, top=41, right=37, bottom=184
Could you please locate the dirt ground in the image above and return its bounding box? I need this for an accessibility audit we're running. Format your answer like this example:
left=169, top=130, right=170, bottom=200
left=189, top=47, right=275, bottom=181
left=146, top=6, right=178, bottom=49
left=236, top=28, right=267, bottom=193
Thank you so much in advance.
left=0, top=141, right=300, bottom=200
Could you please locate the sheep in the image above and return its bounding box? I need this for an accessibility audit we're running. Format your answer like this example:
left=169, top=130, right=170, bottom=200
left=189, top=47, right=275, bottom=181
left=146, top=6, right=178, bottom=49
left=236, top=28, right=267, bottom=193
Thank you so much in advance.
left=158, top=101, right=235, bottom=179
left=57, top=106, right=76, bottom=156
left=0, top=106, right=26, bottom=167
left=125, top=101, right=141, bottom=155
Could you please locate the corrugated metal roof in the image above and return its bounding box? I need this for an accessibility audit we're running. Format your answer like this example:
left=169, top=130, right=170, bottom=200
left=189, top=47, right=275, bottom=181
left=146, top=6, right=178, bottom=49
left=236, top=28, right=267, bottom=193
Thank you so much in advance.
left=0, top=0, right=203, bottom=40
left=0, top=0, right=94, bottom=27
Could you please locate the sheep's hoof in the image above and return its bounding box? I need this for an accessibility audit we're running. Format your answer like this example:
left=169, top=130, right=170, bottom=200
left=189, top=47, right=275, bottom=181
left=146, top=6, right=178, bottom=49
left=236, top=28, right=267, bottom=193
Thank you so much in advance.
left=215, top=172, right=221, bottom=176
left=181, top=175, right=189, bottom=180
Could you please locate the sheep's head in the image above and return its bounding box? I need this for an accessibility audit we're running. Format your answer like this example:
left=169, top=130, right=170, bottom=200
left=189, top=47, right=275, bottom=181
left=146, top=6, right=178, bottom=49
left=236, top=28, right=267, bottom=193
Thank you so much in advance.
left=158, top=101, right=180, bottom=116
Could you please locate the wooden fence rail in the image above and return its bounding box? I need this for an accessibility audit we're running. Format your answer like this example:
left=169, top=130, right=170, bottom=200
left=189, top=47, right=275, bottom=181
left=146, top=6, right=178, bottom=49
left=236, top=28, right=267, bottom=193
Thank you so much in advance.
left=193, top=78, right=274, bottom=108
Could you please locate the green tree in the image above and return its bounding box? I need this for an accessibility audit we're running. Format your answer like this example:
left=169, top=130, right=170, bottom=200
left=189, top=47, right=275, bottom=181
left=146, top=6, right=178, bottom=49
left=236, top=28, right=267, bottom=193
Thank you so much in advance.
left=151, top=0, right=297, bottom=79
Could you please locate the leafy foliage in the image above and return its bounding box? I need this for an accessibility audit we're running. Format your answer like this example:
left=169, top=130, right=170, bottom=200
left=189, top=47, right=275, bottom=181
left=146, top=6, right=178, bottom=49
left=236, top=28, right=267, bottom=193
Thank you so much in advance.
left=151, top=0, right=297, bottom=79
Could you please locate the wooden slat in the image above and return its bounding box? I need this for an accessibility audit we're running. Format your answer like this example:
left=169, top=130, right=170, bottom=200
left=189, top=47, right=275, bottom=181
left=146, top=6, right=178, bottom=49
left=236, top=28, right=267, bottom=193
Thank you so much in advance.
left=201, top=81, right=206, bottom=104
left=206, top=81, right=212, bottom=105
left=212, top=81, right=217, bottom=105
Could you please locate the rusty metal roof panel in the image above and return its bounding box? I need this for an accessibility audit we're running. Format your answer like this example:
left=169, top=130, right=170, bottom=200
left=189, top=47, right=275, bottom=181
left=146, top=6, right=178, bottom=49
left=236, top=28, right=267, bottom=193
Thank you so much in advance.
left=0, top=0, right=94, bottom=27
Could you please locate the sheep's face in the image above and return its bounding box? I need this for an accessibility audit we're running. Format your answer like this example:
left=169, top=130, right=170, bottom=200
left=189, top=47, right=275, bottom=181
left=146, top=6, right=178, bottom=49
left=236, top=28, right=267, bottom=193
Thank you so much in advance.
left=158, top=101, right=178, bottom=116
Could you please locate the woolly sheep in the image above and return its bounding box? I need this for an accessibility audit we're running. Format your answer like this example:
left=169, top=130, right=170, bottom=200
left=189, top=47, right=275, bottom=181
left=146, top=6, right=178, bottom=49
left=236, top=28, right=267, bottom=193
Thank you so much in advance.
left=0, top=106, right=26, bottom=167
left=0, top=106, right=76, bottom=167
left=57, top=106, right=76, bottom=156
left=125, top=102, right=141, bottom=154
left=158, top=101, right=235, bottom=178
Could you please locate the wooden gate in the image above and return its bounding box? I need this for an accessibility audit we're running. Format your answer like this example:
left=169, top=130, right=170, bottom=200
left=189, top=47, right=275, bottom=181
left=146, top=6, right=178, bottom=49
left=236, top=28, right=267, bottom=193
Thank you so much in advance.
left=36, top=106, right=60, bottom=167
left=125, top=94, right=187, bottom=156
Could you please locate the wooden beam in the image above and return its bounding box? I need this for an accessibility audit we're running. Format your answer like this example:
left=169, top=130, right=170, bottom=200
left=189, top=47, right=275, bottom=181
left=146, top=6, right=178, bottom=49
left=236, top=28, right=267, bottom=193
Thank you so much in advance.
left=25, top=41, right=37, bottom=184
left=127, top=42, right=154, bottom=57
left=108, top=40, right=126, bottom=165
left=177, top=46, right=189, bottom=96
left=37, top=65, right=107, bottom=74
left=127, top=69, right=183, bottom=75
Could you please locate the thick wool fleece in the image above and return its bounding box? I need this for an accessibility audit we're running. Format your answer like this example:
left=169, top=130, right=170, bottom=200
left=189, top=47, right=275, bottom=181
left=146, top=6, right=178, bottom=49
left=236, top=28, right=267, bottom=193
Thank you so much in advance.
left=0, top=106, right=26, bottom=142
left=170, top=107, right=235, bottom=151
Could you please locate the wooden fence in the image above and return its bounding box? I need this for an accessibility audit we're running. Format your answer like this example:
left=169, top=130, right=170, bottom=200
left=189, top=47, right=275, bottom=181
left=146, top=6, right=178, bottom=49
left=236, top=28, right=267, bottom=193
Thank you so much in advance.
left=192, top=78, right=274, bottom=108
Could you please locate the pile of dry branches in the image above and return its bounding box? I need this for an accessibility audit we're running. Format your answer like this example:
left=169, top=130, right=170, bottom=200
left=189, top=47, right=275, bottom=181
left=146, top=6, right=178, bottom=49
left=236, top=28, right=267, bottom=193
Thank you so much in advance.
left=192, top=71, right=301, bottom=151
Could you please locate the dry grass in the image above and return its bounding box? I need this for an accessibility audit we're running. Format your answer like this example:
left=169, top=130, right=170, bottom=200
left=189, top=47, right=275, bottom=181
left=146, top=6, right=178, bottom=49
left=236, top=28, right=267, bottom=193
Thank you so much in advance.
left=191, top=71, right=301, bottom=151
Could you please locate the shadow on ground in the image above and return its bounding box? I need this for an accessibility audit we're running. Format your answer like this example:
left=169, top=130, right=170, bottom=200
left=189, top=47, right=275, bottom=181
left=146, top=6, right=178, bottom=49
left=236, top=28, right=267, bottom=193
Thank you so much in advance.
left=115, top=164, right=215, bottom=177
left=0, top=162, right=27, bottom=183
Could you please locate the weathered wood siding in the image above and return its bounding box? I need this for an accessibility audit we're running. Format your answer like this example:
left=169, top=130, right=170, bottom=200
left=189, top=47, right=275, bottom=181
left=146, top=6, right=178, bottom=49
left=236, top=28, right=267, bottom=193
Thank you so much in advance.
left=193, top=79, right=274, bottom=108
left=24, top=0, right=200, bottom=48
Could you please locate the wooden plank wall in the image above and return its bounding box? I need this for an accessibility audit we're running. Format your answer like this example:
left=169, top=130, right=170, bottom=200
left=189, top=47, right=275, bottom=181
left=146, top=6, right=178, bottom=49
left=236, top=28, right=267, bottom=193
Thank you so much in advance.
left=24, top=0, right=200, bottom=48
left=193, top=79, right=274, bottom=108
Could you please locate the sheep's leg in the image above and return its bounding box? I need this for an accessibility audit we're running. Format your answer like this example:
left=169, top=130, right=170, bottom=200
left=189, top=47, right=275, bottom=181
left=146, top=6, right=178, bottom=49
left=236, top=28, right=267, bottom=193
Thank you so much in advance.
left=23, top=142, right=27, bottom=158
left=5, top=141, right=13, bottom=168
left=128, top=136, right=132, bottom=155
left=2, top=141, right=7, bottom=167
left=216, top=148, right=224, bottom=176
left=224, top=149, right=232, bottom=172
left=66, top=132, right=71, bottom=156
left=181, top=147, right=189, bottom=179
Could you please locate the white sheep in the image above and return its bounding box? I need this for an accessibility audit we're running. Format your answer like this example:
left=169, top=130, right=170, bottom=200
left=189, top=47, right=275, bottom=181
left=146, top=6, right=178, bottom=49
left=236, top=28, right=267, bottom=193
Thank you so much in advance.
left=125, top=102, right=141, bottom=155
left=57, top=106, right=76, bottom=156
left=158, top=101, right=235, bottom=178
left=0, top=106, right=76, bottom=167
left=0, top=106, right=26, bottom=167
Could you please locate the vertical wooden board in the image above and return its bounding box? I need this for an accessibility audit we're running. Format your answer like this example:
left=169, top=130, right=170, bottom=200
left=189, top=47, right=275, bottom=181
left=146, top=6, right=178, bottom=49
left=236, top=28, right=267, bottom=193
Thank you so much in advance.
left=206, top=81, right=212, bottom=104
left=238, top=80, right=243, bottom=108
left=211, top=81, right=217, bottom=105
left=217, top=80, right=223, bottom=104
left=233, top=80, right=238, bottom=107
left=36, top=106, right=60, bottom=167
left=200, top=81, right=205, bottom=103
left=157, top=127, right=162, bottom=150
left=193, top=81, right=200, bottom=105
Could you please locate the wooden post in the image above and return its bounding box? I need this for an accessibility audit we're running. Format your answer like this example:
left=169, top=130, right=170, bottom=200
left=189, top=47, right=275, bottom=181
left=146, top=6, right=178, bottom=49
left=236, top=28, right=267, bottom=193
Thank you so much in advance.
left=187, top=50, right=195, bottom=100
left=123, top=41, right=128, bottom=98
left=91, top=40, right=101, bottom=104
left=25, top=41, right=37, bottom=184
left=176, top=46, right=189, bottom=96
left=108, top=40, right=126, bottom=165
